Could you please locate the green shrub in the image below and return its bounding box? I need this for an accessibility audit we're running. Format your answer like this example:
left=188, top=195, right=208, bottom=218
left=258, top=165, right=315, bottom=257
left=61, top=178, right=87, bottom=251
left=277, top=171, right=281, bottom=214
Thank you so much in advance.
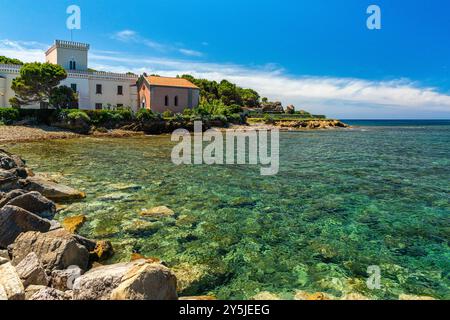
left=136, top=109, right=161, bottom=122
left=0, top=108, right=20, bottom=124
left=162, top=110, right=174, bottom=118
left=263, top=114, right=275, bottom=124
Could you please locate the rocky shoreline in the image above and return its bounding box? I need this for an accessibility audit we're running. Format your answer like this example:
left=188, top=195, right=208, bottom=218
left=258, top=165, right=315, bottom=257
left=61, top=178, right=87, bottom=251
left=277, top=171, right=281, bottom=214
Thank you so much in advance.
left=0, top=148, right=179, bottom=300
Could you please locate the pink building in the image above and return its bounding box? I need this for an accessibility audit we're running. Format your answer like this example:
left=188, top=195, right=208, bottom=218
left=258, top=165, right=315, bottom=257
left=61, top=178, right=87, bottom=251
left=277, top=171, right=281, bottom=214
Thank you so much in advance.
left=137, top=75, right=200, bottom=113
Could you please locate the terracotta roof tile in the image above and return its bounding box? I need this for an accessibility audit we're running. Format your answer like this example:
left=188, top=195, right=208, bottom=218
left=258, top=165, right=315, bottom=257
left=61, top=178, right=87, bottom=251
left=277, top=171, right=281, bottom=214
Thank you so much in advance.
left=145, top=76, right=199, bottom=89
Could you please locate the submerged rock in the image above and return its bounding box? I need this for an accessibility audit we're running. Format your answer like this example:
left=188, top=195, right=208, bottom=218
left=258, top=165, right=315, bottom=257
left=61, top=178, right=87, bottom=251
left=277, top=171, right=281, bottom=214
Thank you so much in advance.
left=140, top=206, right=175, bottom=219
left=62, top=215, right=87, bottom=233
left=5, top=191, right=56, bottom=220
left=251, top=291, right=281, bottom=300
left=399, top=294, right=436, bottom=300
left=294, top=290, right=336, bottom=300
left=12, top=229, right=89, bottom=272
left=15, top=252, right=49, bottom=287
left=179, top=296, right=217, bottom=300
left=0, top=262, right=25, bottom=300
left=23, top=176, right=85, bottom=202
left=0, top=205, right=51, bottom=248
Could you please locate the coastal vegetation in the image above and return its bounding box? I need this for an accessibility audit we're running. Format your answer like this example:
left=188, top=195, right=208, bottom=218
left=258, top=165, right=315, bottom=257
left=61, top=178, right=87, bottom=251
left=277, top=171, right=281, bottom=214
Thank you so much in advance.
left=0, top=56, right=24, bottom=65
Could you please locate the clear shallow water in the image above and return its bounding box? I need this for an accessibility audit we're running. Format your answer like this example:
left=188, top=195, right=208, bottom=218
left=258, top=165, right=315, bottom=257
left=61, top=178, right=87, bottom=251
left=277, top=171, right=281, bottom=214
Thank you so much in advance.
left=5, top=121, right=450, bottom=300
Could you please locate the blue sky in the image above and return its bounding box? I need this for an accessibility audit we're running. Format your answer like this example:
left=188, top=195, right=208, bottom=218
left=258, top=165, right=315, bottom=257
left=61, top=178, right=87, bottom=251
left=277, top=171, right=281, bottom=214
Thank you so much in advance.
left=1, top=0, right=449, bottom=118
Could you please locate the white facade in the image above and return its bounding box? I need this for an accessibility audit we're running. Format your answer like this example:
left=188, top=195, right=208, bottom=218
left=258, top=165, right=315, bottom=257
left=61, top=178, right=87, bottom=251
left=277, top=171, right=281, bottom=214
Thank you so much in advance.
left=0, top=40, right=138, bottom=111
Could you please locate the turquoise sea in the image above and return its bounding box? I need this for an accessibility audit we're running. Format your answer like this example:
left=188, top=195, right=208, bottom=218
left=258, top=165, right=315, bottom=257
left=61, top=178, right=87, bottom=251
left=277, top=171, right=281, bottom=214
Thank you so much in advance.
left=5, top=120, right=450, bottom=299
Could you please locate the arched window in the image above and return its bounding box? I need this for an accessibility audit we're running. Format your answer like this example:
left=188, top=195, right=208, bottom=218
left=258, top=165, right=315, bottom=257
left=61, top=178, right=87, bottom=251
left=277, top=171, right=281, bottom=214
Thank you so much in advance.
left=174, top=96, right=178, bottom=107
left=142, top=98, right=146, bottom=109
left=165, top=95, right=169, bottom=106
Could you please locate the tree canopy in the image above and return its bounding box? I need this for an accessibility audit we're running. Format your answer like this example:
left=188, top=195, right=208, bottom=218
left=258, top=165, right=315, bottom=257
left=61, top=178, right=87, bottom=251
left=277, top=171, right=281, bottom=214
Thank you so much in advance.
left=49, top=85, right=78, bottom=109
left=0, top=56, right=24, bottom=65
left=180, top=75, right=260, bottom=108
left=10, top=62, right=72, bottom=108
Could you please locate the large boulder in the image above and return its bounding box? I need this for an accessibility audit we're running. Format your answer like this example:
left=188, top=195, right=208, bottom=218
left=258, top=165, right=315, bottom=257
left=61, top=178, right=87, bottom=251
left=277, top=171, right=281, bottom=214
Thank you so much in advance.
left=23, top=176, right=85, bottom=202
left=73, top=260, right=177, bottom=300
left=261, top=101, right=284, bottom=113
left=0, top=189, right=27, bottom=208
left=12, top=229, right=89, bottom=272
left=0, top=262, right=25, bottom=300
left=5, top=191, right=56, bottom=220
left=110, top=262, right=177, bottom=300
left=15, top=252, right=49, bottom=287
left=0, top=205, right=51, bottom=248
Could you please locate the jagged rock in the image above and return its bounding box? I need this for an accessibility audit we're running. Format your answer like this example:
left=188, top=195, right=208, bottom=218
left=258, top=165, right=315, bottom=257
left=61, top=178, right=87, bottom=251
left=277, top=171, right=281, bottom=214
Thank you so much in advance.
left=0, top=169, right=19, bottom=191
left=0, top=205, right=51, bottom=248
left=261, top=101, right=284, bottom=113
left=0, top=257, right=9, bottom=265
left=62, top=215, right=87, bottom=233
left=15, top=252, right=49, bottom=287
left=110, top=262, right=177, bottom=300
left=0, top=262, right=25, bottom=300
left=0, top=189, right=26, bottom=208
left=12, top=229, right=89, bottom=272
left=29, top=287, right=70, bottom=300
left=48, top=220, right=62, bottom=231
left=23, top=176, right=86, bottom=202
left=73, top=260, right=177, bottom=300
left=6, top=191, right=56, bottom=220
left=0, top=149, right=25, bottom=168
left=51, top=266, right=83, bottom=291
left=24, top=285, right=47, bottom=300
left=0, top=249, right=9, bottom=260
left=140, top=206, right=175, bottom=219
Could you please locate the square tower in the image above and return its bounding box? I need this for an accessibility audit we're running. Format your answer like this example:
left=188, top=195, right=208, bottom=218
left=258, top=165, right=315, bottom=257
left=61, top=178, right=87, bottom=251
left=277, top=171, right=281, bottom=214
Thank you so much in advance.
left=45, top=40, right=90, bottom=71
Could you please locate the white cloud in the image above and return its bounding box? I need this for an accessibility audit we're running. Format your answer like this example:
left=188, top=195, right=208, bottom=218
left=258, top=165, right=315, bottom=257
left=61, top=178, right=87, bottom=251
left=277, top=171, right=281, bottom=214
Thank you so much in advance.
left=111, top=30, right=203, bottom=57
left=1, top=39, right=450, bottom=118
left=178, top=49, right=203, bottom=57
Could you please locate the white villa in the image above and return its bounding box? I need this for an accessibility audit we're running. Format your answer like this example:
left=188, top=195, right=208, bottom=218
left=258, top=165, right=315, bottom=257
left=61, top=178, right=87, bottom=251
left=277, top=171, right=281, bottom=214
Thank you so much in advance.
left=0, top=40, right=199, bottom=112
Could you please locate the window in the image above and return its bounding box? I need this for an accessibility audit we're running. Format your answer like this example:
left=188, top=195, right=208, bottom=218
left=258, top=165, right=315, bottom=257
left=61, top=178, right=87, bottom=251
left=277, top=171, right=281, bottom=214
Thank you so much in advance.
left=117, top=85, right=123, bottom=95
left=174, top=96, right=178, bottom=107
left=69, top=61, right=76, bottom=70
left=95, top=103, right=102, bottom=110
left=70, top=83, right=77, bottom=92
left=96, top=84, right=102, bottom=94
left=164, top=95, right=169, bottom=106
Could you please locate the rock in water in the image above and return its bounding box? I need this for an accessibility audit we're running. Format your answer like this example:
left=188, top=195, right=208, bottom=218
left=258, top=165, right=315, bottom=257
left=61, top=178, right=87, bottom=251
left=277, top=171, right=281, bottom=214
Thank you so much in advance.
left=23, top=176, right=85, bottom=202
left=73, top=260, right=177, bottom=300
left=62, top=215, right=87, bottom=233
left=6, top=191, right=56, bottom=220
left=0, top=262, right=25, bottom=300
left=15, top=252, right=49, bottom=287
left=12, top=229, right=89, bottom=272
left=140, top=206, right=175, bottom=219
left=0, top=205, right=51, bottom=248
left=110, top=263, right=177, bottom=300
